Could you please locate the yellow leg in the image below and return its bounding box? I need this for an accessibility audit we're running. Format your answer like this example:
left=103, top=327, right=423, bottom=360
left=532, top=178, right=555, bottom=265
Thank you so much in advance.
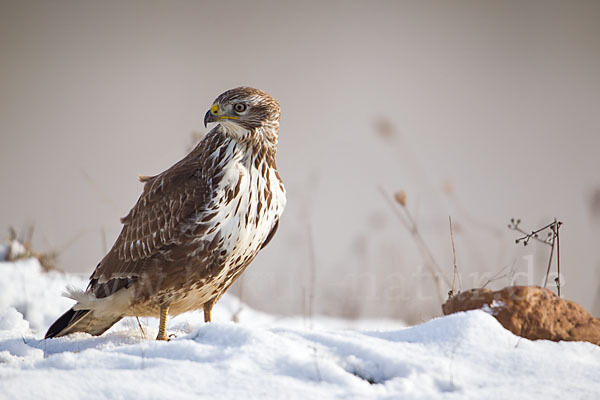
left=156, top=305, right=169, bottom=341
left=203, top=302, right=213, bottom=323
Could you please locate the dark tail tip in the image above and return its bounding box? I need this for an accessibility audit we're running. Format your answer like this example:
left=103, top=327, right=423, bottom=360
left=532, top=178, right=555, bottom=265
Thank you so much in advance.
left=45, top=308, right=83, bottom=339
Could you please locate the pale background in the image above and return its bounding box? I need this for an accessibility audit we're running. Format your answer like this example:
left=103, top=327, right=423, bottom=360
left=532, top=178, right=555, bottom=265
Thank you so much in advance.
left=1, top=0, right=599, bottom=323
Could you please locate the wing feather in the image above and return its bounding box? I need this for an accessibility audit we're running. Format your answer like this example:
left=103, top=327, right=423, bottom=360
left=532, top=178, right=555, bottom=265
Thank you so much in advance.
left=91, top=133, right=224, bottom=283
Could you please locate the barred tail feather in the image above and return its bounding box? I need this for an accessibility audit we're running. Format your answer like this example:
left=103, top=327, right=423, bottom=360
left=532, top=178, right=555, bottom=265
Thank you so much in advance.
left=45, top=308, right=85, bottom=338
left=45, top=307, right=123, bottom=338
left=45, top=286, right=128, bottom=338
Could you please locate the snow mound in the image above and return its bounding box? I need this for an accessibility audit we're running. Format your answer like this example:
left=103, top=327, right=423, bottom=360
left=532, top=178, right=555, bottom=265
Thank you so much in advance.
left=0, top=258, right=88, bottom=330
left=0, top=259, right=599, bottom=399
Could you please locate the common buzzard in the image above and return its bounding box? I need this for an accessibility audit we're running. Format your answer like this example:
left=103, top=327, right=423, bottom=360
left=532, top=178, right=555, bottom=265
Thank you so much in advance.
left=46, top=87, right=286, bottom=340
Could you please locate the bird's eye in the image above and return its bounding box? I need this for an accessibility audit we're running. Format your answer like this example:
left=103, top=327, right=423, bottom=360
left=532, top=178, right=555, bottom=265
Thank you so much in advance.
left=233, top=103, right=247, bottom=113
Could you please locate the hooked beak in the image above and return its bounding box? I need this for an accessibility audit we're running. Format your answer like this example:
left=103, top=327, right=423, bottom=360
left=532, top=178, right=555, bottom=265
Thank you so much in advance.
left=204, top=104, right=219, bottom=128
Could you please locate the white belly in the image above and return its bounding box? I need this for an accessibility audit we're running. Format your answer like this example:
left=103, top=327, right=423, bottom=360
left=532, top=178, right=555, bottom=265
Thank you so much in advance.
left=195, top=141, right=286, bottom=284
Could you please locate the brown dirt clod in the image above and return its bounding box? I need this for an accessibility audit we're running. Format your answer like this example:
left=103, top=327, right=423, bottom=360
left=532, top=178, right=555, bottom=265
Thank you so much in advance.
left=442, top=285, right=600, bottom=345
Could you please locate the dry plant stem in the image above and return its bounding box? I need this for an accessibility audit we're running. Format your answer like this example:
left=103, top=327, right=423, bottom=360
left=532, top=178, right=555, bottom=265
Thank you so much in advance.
left=306, top=223, right=317, bottom=329
left=511, top=221, right=556, bottom=246
left=80, top=168, right=119, bottom=211
left=449, top=216, right=458, bottom=297
left=378, top=186, right=410, bottom=227
left=543, top=219, right=557, bottom=289
left=8, top=226, right=17, bottom=242
left=480, top=263, right=512, bottom=289
left=135, top=316, right=147, bottom=339
left=513, top=227, right=551, bottom=245
left=556, top=223, right=561, bottom=297
left=24, top=225, right=34, bottom=244
left=446, top=192, right=503, bottom=238
left=378, top=186, right=449, bottom=302
left=301, top=287, right=307, bottom=325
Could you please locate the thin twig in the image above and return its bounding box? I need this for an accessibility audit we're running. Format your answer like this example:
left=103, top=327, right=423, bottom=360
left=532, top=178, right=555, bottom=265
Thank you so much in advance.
left=8, top=226, right=17, bottom=241
left=480, top=263, right=513, bottom=289
left=510, top=218, right=563, bottom=295
left=378, top=186, right=410, bottom=227
left=555, top=222, right=561, bottom=297
left=306, top=223, right=317, bottom=329
left=135, top=316, right=147, bottom=339
left=543, top=219, right=557, bottom=289
left=301, top=287, right=307, bottom=324
left=448, top=216, right=458, bottom=298
left=508, top=219, right=555, bottom=246
left=445, top=186, right=503, bottom=238
left=378, top=186, right=450, bottom=302
left=24, top=225, right=34, bottom=245
left=80, top=168, right=119, bottom=210
left=311, top=345, right=322, bottom=382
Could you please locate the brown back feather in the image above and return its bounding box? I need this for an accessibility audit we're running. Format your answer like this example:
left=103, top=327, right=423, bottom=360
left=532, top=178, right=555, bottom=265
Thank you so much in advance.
left=91, top=128, right=226, bottom=284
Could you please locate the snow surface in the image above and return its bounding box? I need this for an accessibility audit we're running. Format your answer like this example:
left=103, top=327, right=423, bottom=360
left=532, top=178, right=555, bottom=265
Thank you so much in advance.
left=0, top=259, right=599, bottom=399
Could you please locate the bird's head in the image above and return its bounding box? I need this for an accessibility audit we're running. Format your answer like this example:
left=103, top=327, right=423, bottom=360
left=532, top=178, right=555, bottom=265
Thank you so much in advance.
left=204, top=87, right=280, bottom=139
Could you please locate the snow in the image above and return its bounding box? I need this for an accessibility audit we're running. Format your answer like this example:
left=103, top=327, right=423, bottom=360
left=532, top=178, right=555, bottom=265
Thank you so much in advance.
left=0, top=259, right=599, bottom=399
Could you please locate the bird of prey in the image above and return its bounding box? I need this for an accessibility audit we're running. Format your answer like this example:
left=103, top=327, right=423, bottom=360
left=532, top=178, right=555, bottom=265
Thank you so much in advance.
left=46, top=87, right=286, bottom=340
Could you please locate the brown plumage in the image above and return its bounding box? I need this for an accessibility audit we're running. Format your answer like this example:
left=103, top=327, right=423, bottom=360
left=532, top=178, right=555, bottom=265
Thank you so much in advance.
left=46, top=87, right=286, bottom=340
